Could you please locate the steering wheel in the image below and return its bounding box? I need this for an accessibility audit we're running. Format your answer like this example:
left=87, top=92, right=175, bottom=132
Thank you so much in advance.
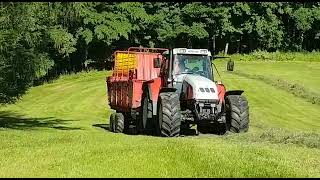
left=191, top=67, right=204, bottom=75
left=191, top=67, right=199, bottom=72
left=197, top=71, right=206, bottom=76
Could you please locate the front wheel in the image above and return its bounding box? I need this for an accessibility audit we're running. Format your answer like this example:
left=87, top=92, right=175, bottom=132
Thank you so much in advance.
left=225, top=95, right=249, bottom=133
left=139, top=91, right=153, bottom=134
left=156, top=92, right=182, bottom=137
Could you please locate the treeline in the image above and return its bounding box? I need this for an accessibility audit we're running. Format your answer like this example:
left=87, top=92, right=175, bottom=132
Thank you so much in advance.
left=1, top=2, right=320, bottom=103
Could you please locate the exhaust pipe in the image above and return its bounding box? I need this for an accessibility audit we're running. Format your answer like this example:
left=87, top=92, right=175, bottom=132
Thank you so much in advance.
left=168, top=48, right=174, bottom=88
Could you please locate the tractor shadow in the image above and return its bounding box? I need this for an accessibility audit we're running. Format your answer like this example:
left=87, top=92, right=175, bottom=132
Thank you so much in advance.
left=91, top=123, right=223, bottom=137
left=0, top=111, right=82, bottom=131
left=92, top=123, right=110, bottom=131
left=180, top=129, right=199, bottom=136
left=92, top=123, right=201, bottom=137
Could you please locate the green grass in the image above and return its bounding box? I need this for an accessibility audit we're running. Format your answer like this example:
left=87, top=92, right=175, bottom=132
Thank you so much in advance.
left=0, top=59, right=320, bottom=177
left=213, top=60, right=320, bottom=131
left=225, top=61, right=320, bottom=94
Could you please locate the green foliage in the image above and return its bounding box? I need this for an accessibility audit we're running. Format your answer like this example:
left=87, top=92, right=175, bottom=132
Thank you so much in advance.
left=0, top=3, right=55, bottom=103
left=76, top=28, right=93, bottom=45
left=48, top=26, right=77, bottom=57
left=229, top=50, right=320, bottom=61
left=1, top=2, right=320, bottom=103
left=293, top=7, right=314, bottom=32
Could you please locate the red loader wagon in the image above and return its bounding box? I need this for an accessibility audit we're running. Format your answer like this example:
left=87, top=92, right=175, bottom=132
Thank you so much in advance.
left=107, top=47, right=168, bottom=134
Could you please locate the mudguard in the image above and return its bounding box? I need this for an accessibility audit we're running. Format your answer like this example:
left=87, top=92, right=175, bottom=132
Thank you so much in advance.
left=225, top=90, right=244, bottom=97
left=159, top=87, right=177, bottom=93
left=143, top=78, right=164, bottom=115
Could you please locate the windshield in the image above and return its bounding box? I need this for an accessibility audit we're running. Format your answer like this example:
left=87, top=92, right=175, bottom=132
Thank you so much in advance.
left=173, top=54, right=212, bottom=79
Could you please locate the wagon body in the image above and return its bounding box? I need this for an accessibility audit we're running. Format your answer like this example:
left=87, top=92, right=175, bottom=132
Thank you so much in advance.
left=106, top=47, right=167, bottom=112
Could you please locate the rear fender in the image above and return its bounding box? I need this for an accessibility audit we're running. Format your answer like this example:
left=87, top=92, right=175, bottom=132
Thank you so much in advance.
left=144, top=78, right=163, bottom=115
left=159, top=87, right=177, bottom=93
left=144, top=79, right=178, bottom=115
left=225, top=90, right=244, bottom=97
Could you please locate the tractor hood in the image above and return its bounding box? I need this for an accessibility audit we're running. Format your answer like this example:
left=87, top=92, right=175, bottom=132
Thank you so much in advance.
left=182, top=74, right=219, bottom=100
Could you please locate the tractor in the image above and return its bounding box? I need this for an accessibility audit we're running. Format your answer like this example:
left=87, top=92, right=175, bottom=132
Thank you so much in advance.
left=107, top=47, right=249, bottom=137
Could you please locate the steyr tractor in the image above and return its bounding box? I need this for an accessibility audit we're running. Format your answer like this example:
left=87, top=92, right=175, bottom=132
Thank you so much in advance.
left=107, top=47, right=249, bottom=137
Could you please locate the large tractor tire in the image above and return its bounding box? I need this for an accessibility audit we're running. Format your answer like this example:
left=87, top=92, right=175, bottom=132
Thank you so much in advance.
left=109, top=113, right=116, bottom=132
left=139, top=90, right=154, bottom=134
left=156, top=92, right=182, bottom=137
left=225, top=95, right=249, bottom=133
left=114, top=113, right=124, bottom=133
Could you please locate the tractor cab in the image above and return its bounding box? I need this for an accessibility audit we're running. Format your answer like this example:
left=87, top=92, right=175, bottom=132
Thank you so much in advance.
left=162, top=48, right=213, bottom=94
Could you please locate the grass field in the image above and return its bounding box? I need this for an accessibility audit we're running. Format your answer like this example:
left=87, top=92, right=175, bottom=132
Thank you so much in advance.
left=0, top=58, right=319, bottom=177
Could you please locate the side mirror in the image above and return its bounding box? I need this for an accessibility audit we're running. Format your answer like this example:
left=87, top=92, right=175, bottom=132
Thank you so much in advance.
left=153, top=58, right=161, bottom=68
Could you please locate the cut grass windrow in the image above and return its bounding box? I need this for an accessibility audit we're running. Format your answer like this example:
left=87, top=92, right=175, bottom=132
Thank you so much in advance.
left=232, top=71, right=320, bottom=105
left=224, top=128, right=320, bottom=149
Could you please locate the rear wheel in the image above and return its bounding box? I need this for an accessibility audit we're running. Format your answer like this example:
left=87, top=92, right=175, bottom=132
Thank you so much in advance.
left=141, top=93, right=153, bottom=134
left=114, top=113, right=124, bottom=133
left=225, top=95, right=249, bottom=133
left=157, top=92, right=182, bottom=137
left=109, top=113, right=116, bottom=132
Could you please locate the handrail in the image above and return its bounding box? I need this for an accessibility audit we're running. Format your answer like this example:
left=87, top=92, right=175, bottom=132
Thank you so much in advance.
left=127, top=47, right=168, bottom=53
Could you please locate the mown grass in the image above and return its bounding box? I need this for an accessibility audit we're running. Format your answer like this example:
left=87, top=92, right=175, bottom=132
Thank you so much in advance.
left=0, top=57, right=320, bottom=177
left=214, top=61, right=320, bottom=131
left=224, top=128, right=320, bottom=149
left=223, top=60, right=320, bottom=94
left=232, top=71, right=320, bottom=105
